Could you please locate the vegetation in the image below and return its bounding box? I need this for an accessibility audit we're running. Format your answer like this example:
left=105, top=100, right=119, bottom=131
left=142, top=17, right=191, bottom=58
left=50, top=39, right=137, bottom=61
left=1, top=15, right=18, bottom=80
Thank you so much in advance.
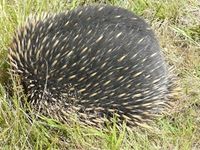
left=0, top=0, right=199, bottom=149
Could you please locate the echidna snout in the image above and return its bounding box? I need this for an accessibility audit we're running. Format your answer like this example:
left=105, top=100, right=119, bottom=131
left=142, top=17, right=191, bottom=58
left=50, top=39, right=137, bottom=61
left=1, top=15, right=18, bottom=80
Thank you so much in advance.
left=9, top=5, right=177, bottom=126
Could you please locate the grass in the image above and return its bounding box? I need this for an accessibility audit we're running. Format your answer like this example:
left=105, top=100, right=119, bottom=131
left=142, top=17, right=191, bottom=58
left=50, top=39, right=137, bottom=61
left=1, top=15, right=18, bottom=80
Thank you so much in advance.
left=0, top=0, right=200, bottom=149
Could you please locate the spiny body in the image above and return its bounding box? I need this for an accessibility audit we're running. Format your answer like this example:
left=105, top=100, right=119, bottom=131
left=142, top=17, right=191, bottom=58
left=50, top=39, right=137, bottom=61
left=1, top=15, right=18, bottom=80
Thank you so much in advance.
left=9, top=5, right=176, bottom=126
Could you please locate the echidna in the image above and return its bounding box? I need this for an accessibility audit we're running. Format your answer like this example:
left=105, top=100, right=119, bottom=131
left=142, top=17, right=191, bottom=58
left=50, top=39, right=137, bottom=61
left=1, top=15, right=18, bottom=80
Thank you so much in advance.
left=9, top=5, right=178, bottom=126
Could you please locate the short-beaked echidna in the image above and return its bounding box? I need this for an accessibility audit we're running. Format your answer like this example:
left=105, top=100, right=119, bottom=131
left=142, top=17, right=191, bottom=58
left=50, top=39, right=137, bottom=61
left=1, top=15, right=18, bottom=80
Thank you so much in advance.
left=9, top=5, right=178, bottom=126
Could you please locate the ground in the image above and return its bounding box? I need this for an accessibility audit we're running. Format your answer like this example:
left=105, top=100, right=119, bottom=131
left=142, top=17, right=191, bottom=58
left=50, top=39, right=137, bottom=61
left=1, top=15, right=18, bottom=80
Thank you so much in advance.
left=0, top=0, right=199, bottom=149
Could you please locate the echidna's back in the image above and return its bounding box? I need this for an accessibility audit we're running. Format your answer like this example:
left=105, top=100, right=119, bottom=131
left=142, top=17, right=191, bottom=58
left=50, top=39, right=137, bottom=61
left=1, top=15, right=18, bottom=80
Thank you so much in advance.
left=9, top=5, right=172, bottom=126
